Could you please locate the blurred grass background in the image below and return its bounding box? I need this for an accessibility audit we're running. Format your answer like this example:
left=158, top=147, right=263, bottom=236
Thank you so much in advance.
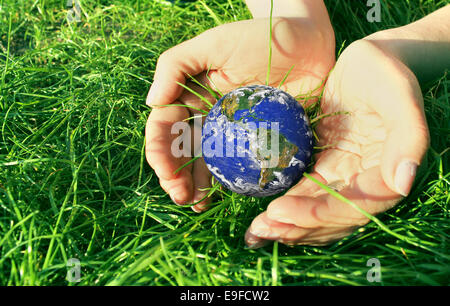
left=0, top=0, right=448, bottom=285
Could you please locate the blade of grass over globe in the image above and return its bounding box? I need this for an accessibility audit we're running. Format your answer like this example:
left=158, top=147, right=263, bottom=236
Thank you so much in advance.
left=0, top=0, right=448, bottom=286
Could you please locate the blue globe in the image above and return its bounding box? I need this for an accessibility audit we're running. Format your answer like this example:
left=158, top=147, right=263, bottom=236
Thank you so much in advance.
left=202, top=85, right=313, bottom=197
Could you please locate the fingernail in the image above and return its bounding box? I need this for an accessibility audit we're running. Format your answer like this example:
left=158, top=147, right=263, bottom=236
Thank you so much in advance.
left=394, top=160, right=418, bottom=196
left=146, top=81, right=159, bottom=106
left=170, top=194, right=184, bottom=206
left=169, top=187, right=187, bottom=206
left=250, top=226, right=280, bottom=240
left=246, top=239, right=269, bottom=249
left=245, top=232, right=270, bottom=249
left=191, top=205, right=202, bottom=213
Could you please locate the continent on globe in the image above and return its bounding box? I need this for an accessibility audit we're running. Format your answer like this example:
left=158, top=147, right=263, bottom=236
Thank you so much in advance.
left=202, top=85, right=313, bottom=197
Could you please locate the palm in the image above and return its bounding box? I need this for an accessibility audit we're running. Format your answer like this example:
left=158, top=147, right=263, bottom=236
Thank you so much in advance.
left=245, top=40, right=429, bottom=247
left=313, top=60, right=389, bottom=194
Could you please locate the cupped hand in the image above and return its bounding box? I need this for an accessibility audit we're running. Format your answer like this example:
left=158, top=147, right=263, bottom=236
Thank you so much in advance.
left=145, top=17, right=335, bottom=211
left=245, top=39, right=430, bottom=248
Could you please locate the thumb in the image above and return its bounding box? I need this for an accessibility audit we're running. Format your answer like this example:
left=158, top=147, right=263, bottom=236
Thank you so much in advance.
left=381, top=84, right=430, bottom=196
left=146, top=27, right=226, bottom=107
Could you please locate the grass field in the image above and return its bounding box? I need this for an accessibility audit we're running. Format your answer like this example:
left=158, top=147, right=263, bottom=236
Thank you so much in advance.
left=0, top=0, right=449, bottom=286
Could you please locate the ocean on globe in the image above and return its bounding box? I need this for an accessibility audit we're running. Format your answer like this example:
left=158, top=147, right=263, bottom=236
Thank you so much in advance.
left=201, top=85, right=313, bottom=197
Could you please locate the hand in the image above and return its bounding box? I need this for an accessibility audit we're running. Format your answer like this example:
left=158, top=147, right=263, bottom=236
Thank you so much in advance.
left=145, top=16, right=335, bottom=212
left=245, top=39, right=430, bottom=248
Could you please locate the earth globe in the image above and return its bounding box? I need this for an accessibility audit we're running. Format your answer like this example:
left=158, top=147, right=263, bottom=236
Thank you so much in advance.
left=202, top=85, right=313, bottom=197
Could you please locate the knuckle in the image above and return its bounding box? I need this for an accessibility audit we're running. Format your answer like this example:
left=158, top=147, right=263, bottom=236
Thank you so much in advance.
left=414, top=123, right=430, bottom=148
left=156, top=49, right=174, bottom=67
left=266, top=201, right=280, bottom=217
left=145, top=147, right=157, bottom=168
left=326, top=197, right=368, bottom=226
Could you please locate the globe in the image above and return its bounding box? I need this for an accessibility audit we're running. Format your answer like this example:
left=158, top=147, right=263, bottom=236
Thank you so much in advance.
left=202, top=85, right=313, bottom=197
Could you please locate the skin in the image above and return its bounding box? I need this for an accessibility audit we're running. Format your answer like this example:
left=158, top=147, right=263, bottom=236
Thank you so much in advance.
left=145, top=1, right=449, bottom=247
left=146, top=0, right=335, bottom=212
left=246, top=5, right=449, bottom=247
left=245, top=39, right=429, bottom=247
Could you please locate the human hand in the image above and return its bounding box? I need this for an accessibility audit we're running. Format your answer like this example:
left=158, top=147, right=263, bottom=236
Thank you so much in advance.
left=245, top=39, right=430, bottom=248
left=145, top=16, right=335, bottom=211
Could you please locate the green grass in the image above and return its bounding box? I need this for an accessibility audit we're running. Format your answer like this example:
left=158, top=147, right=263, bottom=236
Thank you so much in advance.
left=0, top=0, right=449, bottom=286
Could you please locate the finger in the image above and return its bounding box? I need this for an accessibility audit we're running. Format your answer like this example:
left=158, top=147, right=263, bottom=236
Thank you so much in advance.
left=146, top=27, right=231, bottom=107
left=381, top=90, right=429, bottom=196
left=285, top=171, right=329, bottom=197
left=146, top=41, right=206, bottom=106
left=289, top=226, right=356, bottom=246
left=178, top=80, right=217, bottom=114
left=159, top=167, right=194, bottom=205
left=146, top=106, right=190, bottom=180
left=267, top=166, right=401, bottom=228
left=286, top=150, right=361, bottom=197
left=245, top=214, right=356, bottom=248
left=191, top=158, right=212, bottom=213
left=245, top=212, right=311, bottom=248
left=145, top=106, right=194, bottom=204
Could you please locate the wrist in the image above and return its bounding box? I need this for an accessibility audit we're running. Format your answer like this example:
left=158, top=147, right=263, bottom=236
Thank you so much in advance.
left=245, top=0, right=328, bottom=20
left=363, top=6, right=450, bottom=84
left=363, top=28, right=410, bottom=67
left=340, top=39, right=421, bottom=93
left=245, top=0, right=334, bottom=52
